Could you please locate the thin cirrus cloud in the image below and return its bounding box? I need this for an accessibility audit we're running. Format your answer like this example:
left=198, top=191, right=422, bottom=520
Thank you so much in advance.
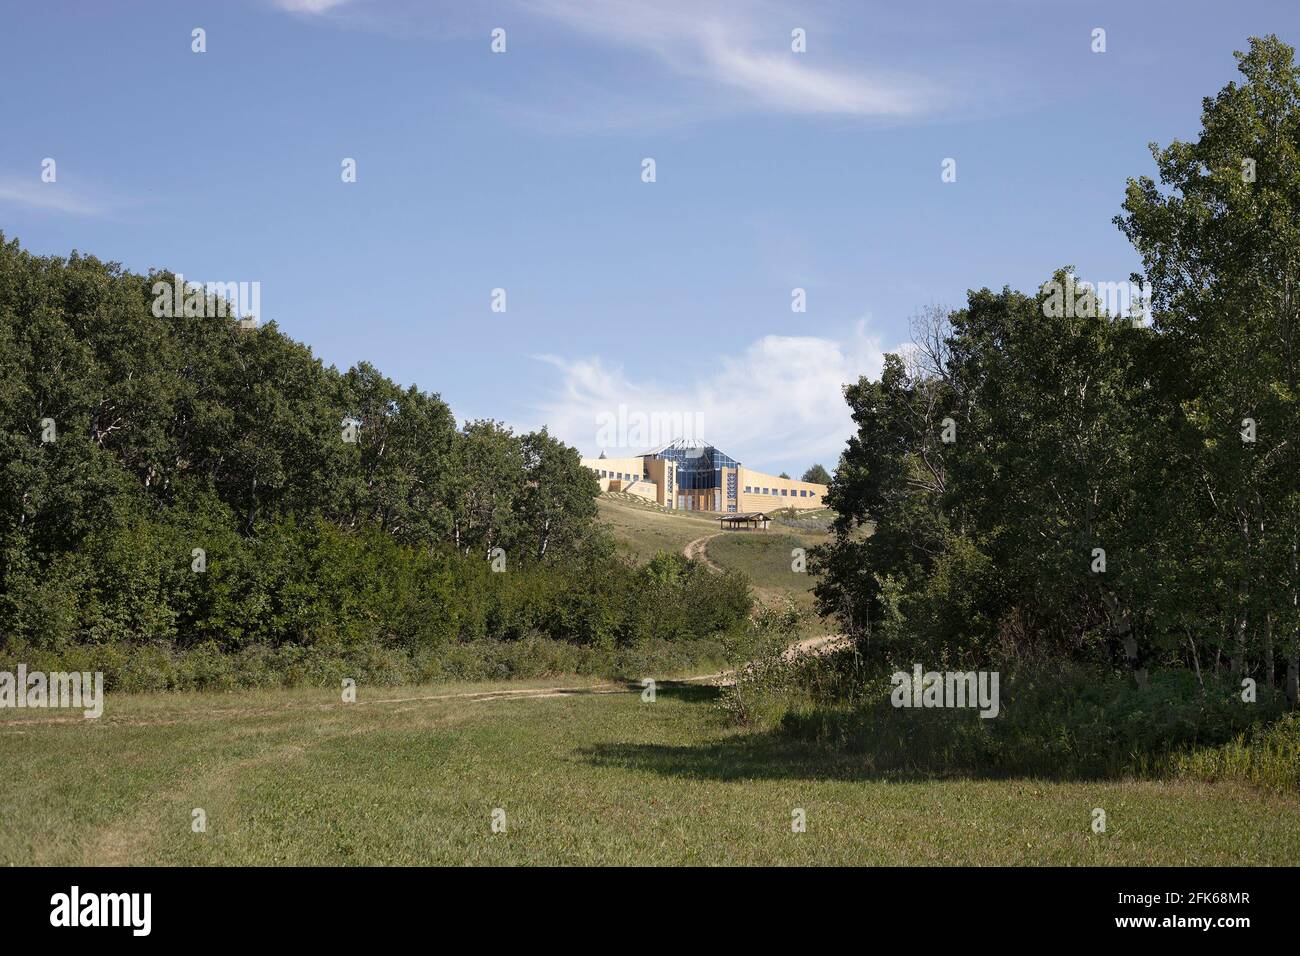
left=271, top=0, right=355, bottom=13
left=534, top=322, right=889, bottom=469
left=0, top=175, right=111, bottom=218
left=529, top=0, right=939, bottom=119
left=267, top=0, right=943, bottom=121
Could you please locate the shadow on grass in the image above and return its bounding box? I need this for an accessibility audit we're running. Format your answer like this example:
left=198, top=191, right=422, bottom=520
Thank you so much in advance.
left=575, top=730, right=1159, bottom=784
left=576, top=729, right=899, bottom=783
left=581, top=687, right=1165, bottom=784
left=585, top=665, right=1300, bottom=787
left=631, top=680, right=722, bottom=704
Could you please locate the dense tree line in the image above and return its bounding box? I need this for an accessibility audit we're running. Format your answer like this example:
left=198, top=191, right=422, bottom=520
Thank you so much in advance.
left=0, top=238, right=751, bottom=677
left=813, top=36, right=1300, bottom=706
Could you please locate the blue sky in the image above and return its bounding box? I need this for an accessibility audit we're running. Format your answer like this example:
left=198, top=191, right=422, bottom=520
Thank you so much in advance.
left=2, top=0, right=1296, bottom=476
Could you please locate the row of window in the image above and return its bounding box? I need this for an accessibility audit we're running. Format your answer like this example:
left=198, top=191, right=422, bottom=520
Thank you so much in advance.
left=594, top=468, right=814, bottom=499
left=745, top=486, right=816, bottom=498
left=599, top=469, right=647, bottom=481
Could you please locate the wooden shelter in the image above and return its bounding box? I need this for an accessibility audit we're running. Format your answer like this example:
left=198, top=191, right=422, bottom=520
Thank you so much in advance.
left=718, top=512, right=771, bottom=532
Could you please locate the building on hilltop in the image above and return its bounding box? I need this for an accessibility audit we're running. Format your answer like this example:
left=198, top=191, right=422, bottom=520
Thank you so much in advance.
left=580, top=438, right=828, bottom=513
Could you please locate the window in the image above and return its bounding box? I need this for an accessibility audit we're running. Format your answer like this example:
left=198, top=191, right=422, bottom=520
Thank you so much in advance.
left=799, top=490, right=806, bottom=497
left=781, top=489, right=788, bottom=496
left=744, top=486, right=752, bottom=493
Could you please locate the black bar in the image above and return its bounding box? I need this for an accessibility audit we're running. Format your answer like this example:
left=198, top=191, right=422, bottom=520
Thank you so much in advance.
left=1, top=867, right=1287, bottom=941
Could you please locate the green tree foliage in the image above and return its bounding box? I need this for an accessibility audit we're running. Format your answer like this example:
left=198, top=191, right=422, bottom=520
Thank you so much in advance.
left=0, top=239, right=750, bottom=680
left=1116, top=34, right=1300, bottom=698
left=813, top=37, right=1300, bottom=703
left=801, top=463, right=832, bottom=485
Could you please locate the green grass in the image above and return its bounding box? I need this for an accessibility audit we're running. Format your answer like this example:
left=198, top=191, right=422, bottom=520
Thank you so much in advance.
left=596, top=494, right=718, bottom=563
left=597, top=495, right=832, bottom=610
left=706, top=529, right=830, bottom=610
left=3, top=677, right=1297, bottom=865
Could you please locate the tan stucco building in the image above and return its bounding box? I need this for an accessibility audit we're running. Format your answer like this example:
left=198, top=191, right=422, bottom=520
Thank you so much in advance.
left=582, top=439, right=828, bottom=513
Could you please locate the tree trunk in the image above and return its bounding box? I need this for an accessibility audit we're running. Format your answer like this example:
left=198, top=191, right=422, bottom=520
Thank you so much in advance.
left=1188, top=631, right=1204, bottom=692
left=1232, top=514, right=1249, bottom=677
left=1263, top=612, right=1274, bottom=688
left=1290, top=539, right=1299, bottom=709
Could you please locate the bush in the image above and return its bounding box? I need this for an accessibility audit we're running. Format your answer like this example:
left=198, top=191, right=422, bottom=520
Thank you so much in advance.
left=722, top=654, right=1299, bottom=788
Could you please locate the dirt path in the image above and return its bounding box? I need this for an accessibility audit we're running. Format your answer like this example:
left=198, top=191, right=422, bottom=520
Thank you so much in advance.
left=682, top=529, right=800, bottom=607
left=359, top=633, right=847, bottom=702
left=781, top=633, right=849, bottom=659
left=679, top=531, right=848, bottom=668
left=682, top=531, right=725, bottom=571
left=1, top=637, right=852, bottom=743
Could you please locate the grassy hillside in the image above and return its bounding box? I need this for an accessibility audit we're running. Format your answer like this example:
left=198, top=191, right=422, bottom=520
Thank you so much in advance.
left=707, top=530, right=830, bottom=610
left=4, top=677, right=1296, bottom=865
left=595, top=494, right=832, bottom=610
left=595, top=494, right=718, bottom=562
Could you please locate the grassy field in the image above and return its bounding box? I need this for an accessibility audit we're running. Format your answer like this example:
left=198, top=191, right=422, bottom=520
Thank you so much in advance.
left=8, top=495, right=1289, bottom=867
left=3, top=676, right=1298, bottom=865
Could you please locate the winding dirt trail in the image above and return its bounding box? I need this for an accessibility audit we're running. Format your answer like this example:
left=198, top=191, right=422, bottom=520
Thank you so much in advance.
left=678, top=529, right=848, bottom=675
left=682, top=531, right=725, bottom=571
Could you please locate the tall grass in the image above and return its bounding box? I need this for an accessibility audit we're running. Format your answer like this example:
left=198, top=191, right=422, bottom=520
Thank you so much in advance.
left=1168, top=714, right=1300, bottom=794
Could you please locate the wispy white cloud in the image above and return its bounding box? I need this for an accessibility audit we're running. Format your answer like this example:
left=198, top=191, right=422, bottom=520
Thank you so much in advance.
left=0, top=176, right=111, bottom=217
left=265, top=0, right=944, bottom=123
left=535, top=322, right=890, bottom=471
left=527, top=0, right=940, bottom=118
left=271, top=0, right=355, bottom=14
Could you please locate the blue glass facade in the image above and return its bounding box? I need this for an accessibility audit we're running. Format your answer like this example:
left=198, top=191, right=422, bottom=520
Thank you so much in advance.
left=651, top=442, right=740, bottom=492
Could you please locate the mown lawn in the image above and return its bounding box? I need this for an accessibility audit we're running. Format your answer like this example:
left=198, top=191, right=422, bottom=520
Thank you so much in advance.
left=2, top=677, right=1297, bottom=865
